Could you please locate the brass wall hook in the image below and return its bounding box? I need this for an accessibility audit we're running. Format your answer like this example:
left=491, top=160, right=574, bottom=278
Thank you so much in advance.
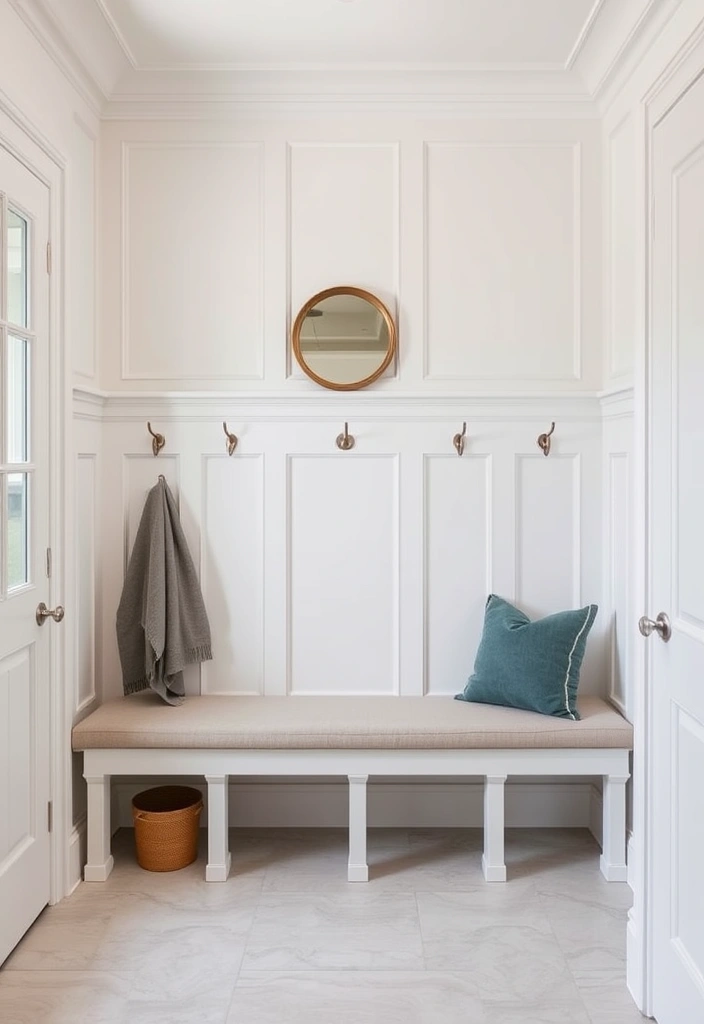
left=147, top=422, right=166, bottom=457
left=223, top=421, right=238, bottom=456
left=336, top=422, right=355, bottom=451
left=453, top=422, right=467, bottom=457
left=537, top=422, right=555, bottom=457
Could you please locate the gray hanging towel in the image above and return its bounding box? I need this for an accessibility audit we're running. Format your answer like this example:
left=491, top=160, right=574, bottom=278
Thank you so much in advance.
left=116, top=477, right=212, bottom=705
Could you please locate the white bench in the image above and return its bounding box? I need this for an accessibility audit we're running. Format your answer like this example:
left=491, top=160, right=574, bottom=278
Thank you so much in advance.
left=72, top=693, right=633, bottom=885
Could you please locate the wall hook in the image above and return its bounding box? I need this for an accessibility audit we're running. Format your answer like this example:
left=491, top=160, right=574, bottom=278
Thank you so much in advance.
left=537, top=422, right=555, bottom=457
left=147, top=422, right=166, bottom=457
left=223, top=421, right=238, bottom=456
left=453, top=422, right=467, bottom=457
left=336, top=421, right=355, bottom=451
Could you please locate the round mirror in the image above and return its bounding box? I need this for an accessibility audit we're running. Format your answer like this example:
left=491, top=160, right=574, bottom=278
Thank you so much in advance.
left=292, top=287, right=396, bottom=391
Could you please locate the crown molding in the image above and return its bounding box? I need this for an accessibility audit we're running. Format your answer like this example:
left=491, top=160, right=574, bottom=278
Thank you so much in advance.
left=9, top=0, right=684, bottom=117
left=8, top=0, right=106, bottom=115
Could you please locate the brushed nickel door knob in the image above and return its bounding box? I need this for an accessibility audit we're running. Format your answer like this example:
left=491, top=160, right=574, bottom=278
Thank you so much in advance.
left=638, top=612, right=671, bottom=642
left=36, top=603, right=65, bottom=626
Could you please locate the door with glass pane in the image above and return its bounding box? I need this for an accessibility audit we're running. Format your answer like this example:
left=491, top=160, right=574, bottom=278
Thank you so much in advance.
left=0, top=145, right=52, bottom=965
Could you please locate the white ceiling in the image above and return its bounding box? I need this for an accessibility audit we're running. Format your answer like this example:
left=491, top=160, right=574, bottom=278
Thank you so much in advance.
left=97, top=0, right=602, bottom=70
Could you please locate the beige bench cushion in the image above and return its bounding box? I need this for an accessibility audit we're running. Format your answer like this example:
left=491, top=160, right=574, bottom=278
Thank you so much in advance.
left=72, top=694, right=632, bottom=751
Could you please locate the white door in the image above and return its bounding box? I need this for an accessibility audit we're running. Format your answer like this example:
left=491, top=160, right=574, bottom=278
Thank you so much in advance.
left=0, top=145, right=53, bottom=965
left=647, top=70, right=704, bottom=1024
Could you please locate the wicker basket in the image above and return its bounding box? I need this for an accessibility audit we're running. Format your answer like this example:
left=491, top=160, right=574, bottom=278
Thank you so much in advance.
left=131, top=786, right=203, bottom=872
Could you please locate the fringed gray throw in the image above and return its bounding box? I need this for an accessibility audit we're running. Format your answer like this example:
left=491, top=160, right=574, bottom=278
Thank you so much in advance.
left=116, top=477, right=212, bottom=705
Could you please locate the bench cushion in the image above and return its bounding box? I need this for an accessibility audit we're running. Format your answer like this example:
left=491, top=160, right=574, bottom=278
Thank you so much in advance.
left=72, top=693, right=632, bottom=751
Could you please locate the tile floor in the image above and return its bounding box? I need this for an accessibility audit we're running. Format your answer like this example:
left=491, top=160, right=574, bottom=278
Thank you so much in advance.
left=0, top=827, right=647, bottom=1024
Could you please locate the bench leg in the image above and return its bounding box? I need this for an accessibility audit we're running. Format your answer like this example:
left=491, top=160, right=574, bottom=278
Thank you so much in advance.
left=84, top=774, right=114, bottom=882
left=482, top=774, right=507, bottom=882
left=600, top=773, right=629, bottom=882
left=205, top=775, right=231, bottom=882
left=348, top=774, right=369, bottom=882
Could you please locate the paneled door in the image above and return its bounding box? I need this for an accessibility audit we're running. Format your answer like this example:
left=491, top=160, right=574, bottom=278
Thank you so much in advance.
left=647, top=70, right=704, bottom=1023
left=0, top=145, right=53, bottom=965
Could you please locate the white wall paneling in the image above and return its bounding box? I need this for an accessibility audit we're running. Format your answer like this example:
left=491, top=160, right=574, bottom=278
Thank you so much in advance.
left=94, top=399, right=605, bottom=705
left=288, top=453, right=400, bottom=695
left=99, top=119, right=601, bottom=393
left=202, top=455, right=265, bottom=695
left=287, top=142, right=400, bottom=381
left=120, top=141, right=265, bottom=382
left=605, top=113, right=636, bottom=384
left=70, top=116, right=98, bottom=382
left=423, top=140, right=589, bottom=384
left=75, top=455, right=97, bottom=712
left=423, top=453, right=491, bottom=696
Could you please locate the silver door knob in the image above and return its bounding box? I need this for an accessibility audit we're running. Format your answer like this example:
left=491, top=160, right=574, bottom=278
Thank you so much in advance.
left=638, top=612, right=671, bottom=642
left=36, top=602, right=65, bottom=626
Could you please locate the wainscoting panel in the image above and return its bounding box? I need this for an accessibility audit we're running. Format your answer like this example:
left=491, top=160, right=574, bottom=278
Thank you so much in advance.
left=75, top=454, right=97, bottom=711
left=287, top=142, right=399, bottom=353
left=424, top=141, right=581, bottom=382
left=515, top=453, right=580, bottom=613
left=121, top=141, right=265, bottom=381
left=201, top=454, right=265, bottom=695
left=287, top=453, right=400, bottom=695
left=423, top=454, right=491, bottom=696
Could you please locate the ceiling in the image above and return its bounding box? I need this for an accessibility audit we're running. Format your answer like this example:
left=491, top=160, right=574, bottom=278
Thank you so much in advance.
left=96, top=0, right=600, bottom=70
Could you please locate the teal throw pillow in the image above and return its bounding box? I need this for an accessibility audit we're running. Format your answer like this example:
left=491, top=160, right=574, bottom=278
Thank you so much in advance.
left=456, top=595, right=598, bottom=721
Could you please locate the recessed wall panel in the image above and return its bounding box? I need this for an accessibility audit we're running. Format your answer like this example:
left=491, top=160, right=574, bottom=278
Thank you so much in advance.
left=71, top=117, right=97, bottom=380
left=424, top=455, right=491, bottom=695
left=288, top=143, right=399, bottom=330
left=122, top=142, right=264, bottom=380
left=76, top=454, right=96, bottom=710
left=607, top=114, right=636, bottom=380
left=202, top=455, right=264, bottom=694
left=425, top=142, right=579, bottom=380
left=516, top=454, right=578, bottom=613
left=289, top=455, right=398, bottom=694
left=608, top=452, right=629, bottom=710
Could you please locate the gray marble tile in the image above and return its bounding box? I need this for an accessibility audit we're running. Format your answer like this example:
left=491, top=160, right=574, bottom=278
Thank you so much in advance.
left=571, top=969, right=647, bottom=1021
left=482, top=1000, right=593, bottom=1023
left=227, top=971, right=491, bottom=1024
left=91, top=893, right=253, bottom=998
left=540, top=891, right=628, bottom=971
left=124, top=994, right=234, bottom=1024
left=417, top=890, right=579, bottom=1002
left=242, top=891, right=424, bottom=970
left=3, top=894, right=119, bottom=971
left=0, top=970, right=131, bottom=1024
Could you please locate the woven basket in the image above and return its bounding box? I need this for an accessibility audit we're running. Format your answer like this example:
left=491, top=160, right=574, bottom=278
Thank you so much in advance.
left=132, top=786, right=203, bottom=872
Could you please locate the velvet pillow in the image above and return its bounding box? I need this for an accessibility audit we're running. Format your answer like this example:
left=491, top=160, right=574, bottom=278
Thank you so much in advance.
left=455, top=595, right=598, bottom=721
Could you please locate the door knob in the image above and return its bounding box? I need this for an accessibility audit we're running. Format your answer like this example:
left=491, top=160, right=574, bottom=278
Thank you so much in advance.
left=36, top=602, right=65, bottom=626
left=638, top=612, right=671, bottom=642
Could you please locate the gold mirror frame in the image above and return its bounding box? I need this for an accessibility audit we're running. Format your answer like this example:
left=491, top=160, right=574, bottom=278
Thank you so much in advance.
left=291, top=286, right=397, bottom=392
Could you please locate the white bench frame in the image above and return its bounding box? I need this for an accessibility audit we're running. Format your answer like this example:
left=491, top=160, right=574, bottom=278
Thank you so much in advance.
left=83, top=746, right=630, bottom=884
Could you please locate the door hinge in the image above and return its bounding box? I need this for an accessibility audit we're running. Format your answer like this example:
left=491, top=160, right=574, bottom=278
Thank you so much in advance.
left=47, top=801, right=53, bottom=833
left=46, top=548, right=52, bottom=578
left=46, top=241, right=52, bottom=275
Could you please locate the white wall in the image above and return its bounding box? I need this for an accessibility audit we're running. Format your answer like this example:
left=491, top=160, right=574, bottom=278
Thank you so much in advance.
left=99, top=117, right=601, bottom=394
left=89, top=111, right=611, bottom=830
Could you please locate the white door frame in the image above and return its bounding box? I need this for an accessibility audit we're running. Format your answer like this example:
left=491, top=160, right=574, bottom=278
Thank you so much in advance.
left=631, top=24, right=704, bottom=1019
left=0, top=89, right=69, bottom=906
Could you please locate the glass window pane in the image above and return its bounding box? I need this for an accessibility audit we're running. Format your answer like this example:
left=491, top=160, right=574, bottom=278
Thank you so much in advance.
left=7, top=472, right=29, bottom=590
left=7, top=335, right=29, bottom=463
left=7, top=209, right=28, bottom=328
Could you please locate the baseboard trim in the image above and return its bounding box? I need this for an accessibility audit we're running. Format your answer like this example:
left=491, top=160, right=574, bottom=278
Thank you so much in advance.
left=112, top=779, right=599, bottom=830
left=68, top=814, right=87, bottom=894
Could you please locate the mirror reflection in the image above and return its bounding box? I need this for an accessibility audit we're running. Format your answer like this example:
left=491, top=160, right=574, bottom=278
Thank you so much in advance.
left=292, top=288, right=396, bottom=391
